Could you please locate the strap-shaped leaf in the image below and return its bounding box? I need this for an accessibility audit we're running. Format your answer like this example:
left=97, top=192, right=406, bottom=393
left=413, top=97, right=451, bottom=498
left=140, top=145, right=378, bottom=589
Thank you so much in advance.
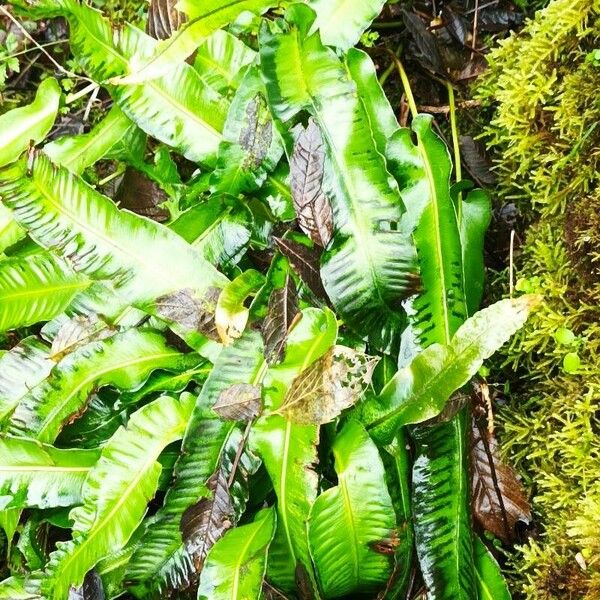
left=460, top=188, right=492, bottom=316
left=0, top=154, right=228, bottom=318
left=197, top=507, right=276, bottom=600
left=43, top=393, right=195, bottom=600
left=379, top=431, right=414, bottom=600
left=171, top=196, right=253, bottom=270
left=307, top=0, right=386, bottom=50
left=118, top=0, right=275, bottom=84
left=0, top=77, right=61, bottom=168
left=260, top=7, right=416, bottom=338
left=179, top=427, right=262, bottom=585
left=250, top=308, right=337, bottom=592
left=0, top=436, right=99, bottom=510
left=210, top=66, right=284, bottom=197
left=44, top=105, right=141, bottom=175
left=24, top=1, right=228, bottom=164
left=410, top=114, right=467, bottom=347
left=125, top=330, right=265, bottom=596
left=309, top=419, right=395, bottom=597
left=9, top=329, right=199, bottom=444
left=0, top=253, right=89, bottom=333
left=474, top=537, right=511, bottom=600
left=411, top=409, right=475, bottom=600
left=194, top=29, right=256, bottom=95
left=362, top=295, right=538, bottom=444
left=0, top=337, right=53, bottom=423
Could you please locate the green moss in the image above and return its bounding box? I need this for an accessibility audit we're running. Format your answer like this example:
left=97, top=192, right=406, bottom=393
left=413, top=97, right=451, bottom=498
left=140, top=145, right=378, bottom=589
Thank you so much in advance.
left=476, top=0, right=600, bottom=597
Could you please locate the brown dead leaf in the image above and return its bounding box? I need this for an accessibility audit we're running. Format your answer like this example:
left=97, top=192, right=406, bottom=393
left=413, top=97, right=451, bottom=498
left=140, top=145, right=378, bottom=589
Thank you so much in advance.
left=147, top=0, right=187, bottom=39
left=290, top=118, right=333, bottom=248
left=274, top=236, right=328, bottom=302
left=155, top=287, right=221, bottom=340
left=213, top=383, right=262, bottom=422
left=277, top=346, right=379, bottom=425
left=471, top=417, right=531, bottom=544
left=262, top=274, right=299, bottom=365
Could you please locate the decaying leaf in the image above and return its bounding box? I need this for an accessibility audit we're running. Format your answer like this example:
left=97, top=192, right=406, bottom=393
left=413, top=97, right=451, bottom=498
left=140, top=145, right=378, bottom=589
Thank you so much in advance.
left=295, top=562, right=315, bottom=600
left=147, top=0, right=187, bottom=40
left=114, top=167, right=170, bottom=223
left=277, top=346, right=379, bottom=425
left=181, top=469, right=234, bottom=574
left=262, top=274, right=300, bottom=365
left=369, top=529, right=401, bottom=555
left=239, top=95, right=274, bottom=170
left=471, top=417, right=531, bottom=544
left=274, top=237, right=328, bottom=302
left=213, top=383, right=262, bottom=422
left=155, top=287, right=221, bottom=340
left=50, top=315, right=113, bottom=361
left=290, top=119, right=333, bottom=248
left=459, top=136, right=496, bottom=188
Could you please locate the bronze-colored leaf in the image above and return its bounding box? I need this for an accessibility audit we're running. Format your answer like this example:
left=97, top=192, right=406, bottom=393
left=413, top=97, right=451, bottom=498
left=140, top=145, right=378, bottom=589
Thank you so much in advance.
left=290, top=119, right=333, bottom=248
left=114, top=167, right=170, bottom=222
left=147, top=0, right=187, bottom=40
left=213, top=383, right=262, bottom=422
left=274, top=236, right=328, bottom=302
left=277, top=346, right=379, bottom=425
left=262, top=274, right=299, bottom=365
left=50, top=315, right=113, bottom=361
left=180, top=469, right=233, bottom=574
left=471, top=417, right=531, bottom=544
left=155, top=287, right=221, bottom=340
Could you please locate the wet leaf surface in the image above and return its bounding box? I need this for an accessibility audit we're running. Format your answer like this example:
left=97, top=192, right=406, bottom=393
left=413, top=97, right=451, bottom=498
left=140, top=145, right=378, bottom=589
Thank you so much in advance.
left=471, top=414, right=532, bottom=544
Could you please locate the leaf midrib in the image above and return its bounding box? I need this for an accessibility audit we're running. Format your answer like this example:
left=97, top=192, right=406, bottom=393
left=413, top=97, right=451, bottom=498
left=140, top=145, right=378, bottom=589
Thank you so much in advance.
left=32, top=349, right=180, bottom=441
left=50, top=418, right=186, bottom=598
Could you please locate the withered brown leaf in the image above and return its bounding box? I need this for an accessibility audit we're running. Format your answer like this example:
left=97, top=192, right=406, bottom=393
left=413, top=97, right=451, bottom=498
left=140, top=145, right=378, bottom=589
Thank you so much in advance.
left=155, top=287, right=221, bottom=340
left=147, top=0, right=187, bottom=39
left=290, top=118, right=333, bottom=248
left=50, top=315, right=113, bottom=361
left=277, top=346, right=379, bottom=425
left=262, top=274, right=300, bottom=365
left=274, top=236, right=328, bottom=302
left=180, top=469, right=233, bottom=574
left=213, top=383, right=262, bottom=422
left=471, top=417, right=531, bottom=544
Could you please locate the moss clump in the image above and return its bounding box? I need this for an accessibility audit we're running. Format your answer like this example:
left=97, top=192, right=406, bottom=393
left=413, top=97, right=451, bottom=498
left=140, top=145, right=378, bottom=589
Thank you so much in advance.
left=476, top=0, right=600, bottom=597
